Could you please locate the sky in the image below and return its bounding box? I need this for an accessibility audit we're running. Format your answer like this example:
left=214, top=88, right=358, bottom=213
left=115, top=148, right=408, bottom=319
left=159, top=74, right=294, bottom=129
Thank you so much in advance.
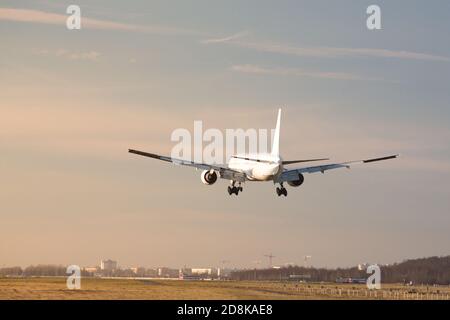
left=1, top=0, right=450, bottom=269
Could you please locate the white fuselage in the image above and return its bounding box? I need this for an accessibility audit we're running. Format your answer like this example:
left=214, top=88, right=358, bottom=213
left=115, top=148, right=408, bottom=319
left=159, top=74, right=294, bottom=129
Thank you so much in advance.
left=228, top=154, right=283, bottom=181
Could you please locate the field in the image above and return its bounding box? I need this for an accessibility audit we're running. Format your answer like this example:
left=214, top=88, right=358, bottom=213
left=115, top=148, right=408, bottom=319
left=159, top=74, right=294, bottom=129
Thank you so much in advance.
left=0, top=277, right=449, bottom=300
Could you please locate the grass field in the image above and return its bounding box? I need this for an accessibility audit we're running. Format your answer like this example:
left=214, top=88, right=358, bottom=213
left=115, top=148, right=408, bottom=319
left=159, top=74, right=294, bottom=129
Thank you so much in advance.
left=0, top=277, right=449, bottom=300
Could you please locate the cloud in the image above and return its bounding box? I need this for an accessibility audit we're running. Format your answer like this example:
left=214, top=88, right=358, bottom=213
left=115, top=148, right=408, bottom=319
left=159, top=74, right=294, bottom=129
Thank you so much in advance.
left=5, top=8, right=447, bottom=62
left=231, top=64, right=380, bottom=81
left=33, top=48, right=101, bottom=61
left=205, top=35, right=450, bottom=62
left=0, top=8, right=203, bottom=36
left=201, top=30, right=250, bottom=44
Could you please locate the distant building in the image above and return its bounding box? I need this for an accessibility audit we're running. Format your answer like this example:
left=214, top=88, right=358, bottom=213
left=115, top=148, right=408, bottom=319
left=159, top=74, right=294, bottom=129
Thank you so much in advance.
left=336, top=277, right=366, bottom=284
left=179, top=268, right=202, bottom=280
left=83, top=267, right=98, bottom=273
left=191, top=268, right=218, bottom=276
left=101, top=259, right=117, bottom=271
left=179, top=267, right=220, bottom=280
left=130, top=267, right=146, bottom=277
left=157, top=267, right=179, bottom=278
left=288, top=274, right=311, bottom=281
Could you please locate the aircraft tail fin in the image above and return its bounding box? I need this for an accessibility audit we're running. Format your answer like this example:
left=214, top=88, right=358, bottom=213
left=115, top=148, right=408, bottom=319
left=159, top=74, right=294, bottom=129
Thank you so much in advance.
left=271, top=108, right=281, bottom=157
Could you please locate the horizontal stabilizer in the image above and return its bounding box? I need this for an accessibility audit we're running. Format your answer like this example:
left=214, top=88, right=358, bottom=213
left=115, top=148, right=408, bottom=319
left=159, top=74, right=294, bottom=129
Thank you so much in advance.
left=363, top=155, right=399, bottom=163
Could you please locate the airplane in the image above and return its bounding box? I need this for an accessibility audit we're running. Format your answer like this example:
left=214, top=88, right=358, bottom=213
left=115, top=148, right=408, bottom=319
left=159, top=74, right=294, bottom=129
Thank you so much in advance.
left=129, top=109, right=398, bottom=197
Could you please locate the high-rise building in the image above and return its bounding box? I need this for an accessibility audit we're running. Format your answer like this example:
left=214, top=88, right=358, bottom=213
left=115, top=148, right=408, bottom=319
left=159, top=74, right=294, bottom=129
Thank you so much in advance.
left=100, top=259, right=117, bottom=271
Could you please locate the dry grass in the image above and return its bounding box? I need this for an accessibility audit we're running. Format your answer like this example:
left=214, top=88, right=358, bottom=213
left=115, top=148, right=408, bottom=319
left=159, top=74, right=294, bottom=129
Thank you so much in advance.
left=0, top=277, right=449, bottom=300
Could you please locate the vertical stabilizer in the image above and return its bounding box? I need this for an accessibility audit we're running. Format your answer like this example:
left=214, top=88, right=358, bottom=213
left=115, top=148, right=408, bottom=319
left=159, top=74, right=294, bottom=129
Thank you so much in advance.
left=271, top=109, right=281, bottom=157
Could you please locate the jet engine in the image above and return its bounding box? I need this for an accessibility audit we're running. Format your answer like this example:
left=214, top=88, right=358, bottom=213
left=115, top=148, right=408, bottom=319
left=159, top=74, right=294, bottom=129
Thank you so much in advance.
left=201, top=170, right=218, bottom=185
left=287, top=173, right=304, bottom=187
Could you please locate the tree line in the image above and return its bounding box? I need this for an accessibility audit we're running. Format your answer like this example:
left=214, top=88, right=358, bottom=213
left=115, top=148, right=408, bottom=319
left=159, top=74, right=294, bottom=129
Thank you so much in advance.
left=230, top=256, right=450, bottom=285
left=0, top=265, right=91, bottom=277
left=0, top=265, right=158, bottom=278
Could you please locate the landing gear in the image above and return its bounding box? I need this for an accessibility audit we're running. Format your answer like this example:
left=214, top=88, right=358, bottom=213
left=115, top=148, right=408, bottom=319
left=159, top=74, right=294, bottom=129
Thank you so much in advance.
left=228, top=181, right=243, bottom=196
left=228, top=186, right=238, bottom=195
left=276, top=183, right=288, bottom=197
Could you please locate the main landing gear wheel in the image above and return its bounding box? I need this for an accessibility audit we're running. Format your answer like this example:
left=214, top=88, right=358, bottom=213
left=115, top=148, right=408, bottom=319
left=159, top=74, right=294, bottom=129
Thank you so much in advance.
left=228, top=186, right=240, bottom=196
left=276, top=186, right=288, bottom=197
left=228, top=181, right=243, bottom=196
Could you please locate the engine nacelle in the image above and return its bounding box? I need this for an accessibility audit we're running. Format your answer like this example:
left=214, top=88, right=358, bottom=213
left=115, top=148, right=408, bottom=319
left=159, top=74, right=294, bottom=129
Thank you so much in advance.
left=201, top=170, right=218, bottom=185
left=287, top=173, right=304, bottom=187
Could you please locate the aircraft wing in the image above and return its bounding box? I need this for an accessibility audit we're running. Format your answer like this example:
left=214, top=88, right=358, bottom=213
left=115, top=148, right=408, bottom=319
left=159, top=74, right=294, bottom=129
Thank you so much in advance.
left=128, top=149, right=247, bottom=182
left=277, top=155, right=398, bottom=183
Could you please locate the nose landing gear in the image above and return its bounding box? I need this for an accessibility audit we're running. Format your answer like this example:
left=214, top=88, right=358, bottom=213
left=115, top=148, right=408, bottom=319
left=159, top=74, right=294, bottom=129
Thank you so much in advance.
left=228, top=181, right=243, bottom=196
left=276, top=183, right=288, bottom=197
